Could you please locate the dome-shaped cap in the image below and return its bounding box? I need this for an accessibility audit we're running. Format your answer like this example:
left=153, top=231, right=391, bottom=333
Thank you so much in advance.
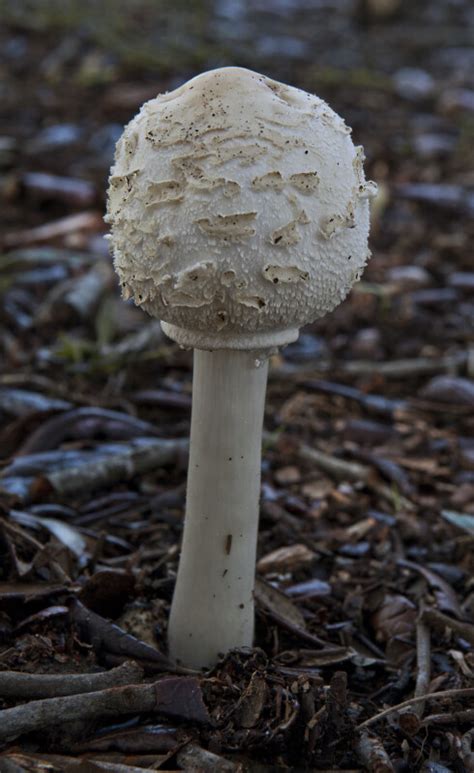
left=107, top=67, right=376, bottom=350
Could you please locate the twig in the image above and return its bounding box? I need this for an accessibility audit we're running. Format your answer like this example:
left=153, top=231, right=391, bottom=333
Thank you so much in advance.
left=0, top=676, right=209, bottom=742
left=0, top=373, right=105, bottom=406
left=0, top=660, right=143, bottom=698
left=299, top=443, right=370, bottom=483
left=356, top=732, right=394, bottom=772
left=31, top=438, right=188, bottom=499
left=3, top=211, right=103, bottom=248
left=298, top=443, right=414, bottom=510
left=341, top=350, right=468, bottom=377
left=273, top=349, right=469, bottom=382
left=177, top=743, right=240, bottom=771
left=356, top=687, right=474, bottom=731
left=398, top=617, right=431, bottom=733
left=422, top=607, right=474, bottom=646
left=0, top=754, right=162, bottom=773
left=413, top=618, right=431, bottom=716
left=100, top=320, right=165, bottom=360
left=423, top=709, right=474, bottom=726
left=300, top=378, right=407, bottom=418
left=49, top=262, right=113, bottom=322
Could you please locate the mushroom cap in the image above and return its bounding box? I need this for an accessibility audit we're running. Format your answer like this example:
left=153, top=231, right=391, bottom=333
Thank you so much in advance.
left=107, top=67, right=376, bottom=350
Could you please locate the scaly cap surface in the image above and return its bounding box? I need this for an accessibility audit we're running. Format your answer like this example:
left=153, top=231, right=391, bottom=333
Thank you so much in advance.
left=107, top=67, right=376, bottom=350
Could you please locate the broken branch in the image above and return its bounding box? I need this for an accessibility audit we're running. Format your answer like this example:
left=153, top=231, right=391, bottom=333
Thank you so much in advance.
left=0, top=660, right=143, bottom=699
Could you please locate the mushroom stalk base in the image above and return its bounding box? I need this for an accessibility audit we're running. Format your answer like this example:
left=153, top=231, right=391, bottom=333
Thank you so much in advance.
left=168, top=348, right=269, bottom=669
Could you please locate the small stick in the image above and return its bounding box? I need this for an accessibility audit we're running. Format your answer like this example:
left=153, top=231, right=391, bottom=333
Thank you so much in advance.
left=357, top=732, right=394, bottom=772
left=3, top=211, right=103, bottom=248
left=423, top=709, right=474, bottom=726
left=342, top=350, right=468, bottom=377
left=30, top=438, right=188, bottom=499
left=298, top=443, right=414, bottom=510
left=413, top=618, right=431, bottom=717
left=398, top=617, right=432, bottom=733
left=298, top=443, right=370, bottom=483
left=0, top=373, right=105, bottom=406
left=0, top=676, right=208, bottom=742
left=356, top=687, right=474, bottom=731
left=422, top=607, right=474, bottom=646
left=177, top=743, right=240, bottom=772
left=0, top=660, right=143, bottom=699
left=53, top=263, right=113, bottom=322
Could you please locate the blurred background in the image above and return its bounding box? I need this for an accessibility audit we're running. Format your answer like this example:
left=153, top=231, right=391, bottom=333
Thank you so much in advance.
left=1, top=0, right=474, bottom=528
left=1, top=0, right=473, bottom=371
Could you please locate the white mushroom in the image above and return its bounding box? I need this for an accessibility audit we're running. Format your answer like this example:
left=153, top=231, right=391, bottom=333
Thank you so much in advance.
left=106, top=66, right=376, bottom=669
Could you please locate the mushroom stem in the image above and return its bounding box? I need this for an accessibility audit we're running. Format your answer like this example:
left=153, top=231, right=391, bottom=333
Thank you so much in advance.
left=168, top=348, right=269, bottom=669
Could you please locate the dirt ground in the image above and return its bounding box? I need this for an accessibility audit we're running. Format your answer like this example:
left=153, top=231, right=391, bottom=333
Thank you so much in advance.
left=0, top=0, right=474, bottom=770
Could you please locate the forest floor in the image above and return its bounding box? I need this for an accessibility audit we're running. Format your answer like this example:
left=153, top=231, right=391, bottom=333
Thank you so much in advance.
left=0, top=1, right=474, bottom=770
